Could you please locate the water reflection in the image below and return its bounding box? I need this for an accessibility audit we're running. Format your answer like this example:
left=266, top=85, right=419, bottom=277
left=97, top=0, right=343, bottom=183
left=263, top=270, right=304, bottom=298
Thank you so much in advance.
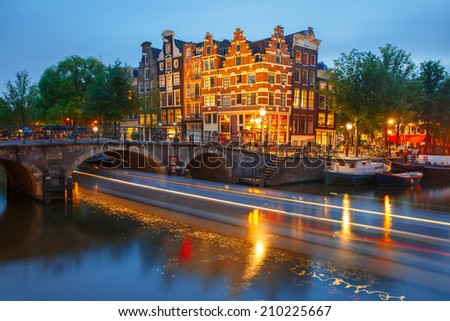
left=0, top=176, right=447, bottom=300
left=383, top=195, right=392, bottom=241
left=340, top=194, right=352, bottom=242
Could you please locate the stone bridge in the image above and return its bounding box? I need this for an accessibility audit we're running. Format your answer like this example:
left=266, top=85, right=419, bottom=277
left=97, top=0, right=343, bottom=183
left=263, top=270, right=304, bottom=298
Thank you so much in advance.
left=0, top=140, right=265, bottom=203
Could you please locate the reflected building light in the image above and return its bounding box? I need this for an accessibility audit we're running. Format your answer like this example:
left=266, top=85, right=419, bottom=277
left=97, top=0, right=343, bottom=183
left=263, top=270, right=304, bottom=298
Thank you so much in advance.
left=240, top=209, right=268, bottom=289
left=383, top=195, right=392, bottom=241
left=340, top=194, right=352, bottom=241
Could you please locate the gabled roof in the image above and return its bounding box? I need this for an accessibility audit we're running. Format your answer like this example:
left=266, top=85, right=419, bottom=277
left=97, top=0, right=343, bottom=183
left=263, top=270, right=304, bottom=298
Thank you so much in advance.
left=250, top=38, right=270, bottom=55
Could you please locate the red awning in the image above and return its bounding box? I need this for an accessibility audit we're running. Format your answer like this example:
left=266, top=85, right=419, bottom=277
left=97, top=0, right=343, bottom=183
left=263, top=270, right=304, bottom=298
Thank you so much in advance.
left=389, top=134, right=426, bottom=143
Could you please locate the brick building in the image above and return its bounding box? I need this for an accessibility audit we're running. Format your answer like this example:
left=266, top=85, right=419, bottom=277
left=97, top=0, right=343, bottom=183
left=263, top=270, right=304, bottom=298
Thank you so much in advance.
left=134, top=25, right=336, bottom=146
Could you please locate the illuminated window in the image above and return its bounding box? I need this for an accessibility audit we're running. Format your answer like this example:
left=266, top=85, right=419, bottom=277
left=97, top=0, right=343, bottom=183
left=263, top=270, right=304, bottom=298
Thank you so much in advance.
left=268, top=73, right=275, bottom=84
left=159, top=75, right=165, bottom=87
left=308, top=91, right=315, bottom=109
left=318, top=113, right=326, bottom=126
left=301, top=90, right=307, bottom=108
left=294, top=89, right=300, bottom=107
left=246, top=93, right=257, bottom=105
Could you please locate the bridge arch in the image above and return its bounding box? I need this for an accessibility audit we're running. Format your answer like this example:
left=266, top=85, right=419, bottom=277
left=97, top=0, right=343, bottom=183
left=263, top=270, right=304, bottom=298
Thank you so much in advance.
left=0, top=158, right=43, bottom=200
left=187, top=149, right=232, bottom=182
left=66, top=142, right=166, bottom=176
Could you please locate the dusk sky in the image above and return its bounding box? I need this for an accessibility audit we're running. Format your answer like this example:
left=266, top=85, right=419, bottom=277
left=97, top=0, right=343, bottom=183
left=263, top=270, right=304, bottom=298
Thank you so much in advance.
left=1, top=0, right=449, bottom=92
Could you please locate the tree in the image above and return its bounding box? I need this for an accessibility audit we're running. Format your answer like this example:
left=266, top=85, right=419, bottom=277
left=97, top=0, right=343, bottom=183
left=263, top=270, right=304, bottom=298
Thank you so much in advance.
left=378, top=44, right=421, bottom=147
left=1, top=70, right=38, bottom=126
left=35, top=56, right=104, bottom=124
left=414, top=60, right=450, bottom=145
left=329, top=49, right=384, bottom=155
left=84, top=60, right=140, bottom=133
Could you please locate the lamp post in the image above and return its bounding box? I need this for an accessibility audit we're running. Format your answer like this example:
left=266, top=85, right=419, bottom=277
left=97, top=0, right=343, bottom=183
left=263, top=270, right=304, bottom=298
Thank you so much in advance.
left=345, top=123, right=353, bottom=157
left=93, top=126, right=99, bottom=143
left=258, top=106, right=266, bottom=153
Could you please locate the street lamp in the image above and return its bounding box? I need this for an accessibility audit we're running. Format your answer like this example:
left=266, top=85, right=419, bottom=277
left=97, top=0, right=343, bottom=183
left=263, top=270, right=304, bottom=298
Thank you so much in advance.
left=345, top=123, right=353, bottom=157
left=258, top=106, right=266, bottom=153
left=93, top=126, right=99, bottom=143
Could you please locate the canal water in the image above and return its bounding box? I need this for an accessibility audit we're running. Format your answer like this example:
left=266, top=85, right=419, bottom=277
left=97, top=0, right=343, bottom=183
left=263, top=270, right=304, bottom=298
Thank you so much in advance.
left=0, top=165, right=448, bottom=301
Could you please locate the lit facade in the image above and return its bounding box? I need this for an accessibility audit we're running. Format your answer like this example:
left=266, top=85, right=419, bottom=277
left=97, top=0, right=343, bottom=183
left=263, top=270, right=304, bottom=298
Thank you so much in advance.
left=157, top=30, right=186, bottom=139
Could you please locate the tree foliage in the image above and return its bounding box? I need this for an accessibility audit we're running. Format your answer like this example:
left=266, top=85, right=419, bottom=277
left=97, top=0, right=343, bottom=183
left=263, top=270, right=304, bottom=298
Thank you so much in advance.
left=84, top=60, right=140, bottom=125
left=414, top=60, right=450, bottom=144
left=0, top=70, right=38, bottom=126
left=35, top=56, right=104, bottom=124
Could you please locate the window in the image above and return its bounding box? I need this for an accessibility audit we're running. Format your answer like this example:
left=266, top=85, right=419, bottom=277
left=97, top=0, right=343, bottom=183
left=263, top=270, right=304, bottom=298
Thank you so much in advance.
left=166, top=74, right=172, bottom=90
left=302, top=70, right=308, bottom=84
left=300, top=115, right=306, bottom=134
left=222, top=94, right=231, bottom=107
left=204, top=113, right=212, bottom=124
left=277, top=42, right=281, bottom=50
left=174, top=73, right=180, bottom=86
left=186, top=49, right=191, bottom=59
left=292, top=115, right=299, bottom=134
left=204, top=94, right=215, bottom=106
left=144, top=68, right=149, bottom=80
left=301, top=90, right=307, bottom=108
left=269, top=92, right=274, bottom=105
left=307, top=115, right=314, bottom=134
left=166, top=58, right=172, bottom=71
left=327, top=113, right=334, bottom=127
left=295, top=51, right=301, bottom=62
left=294, top=68, right=301, bottom=82
left=246, top=93, right=257, bottom=105
left=236, top=44, right=241, bottom=52
left=167, top=92, right=173, bottom=106
left=186, top=84, right=191, bottom=97
left=194, top=83, right=201, bottom=99
left=268, top=73, right=275, bottom=84
left=318, top=113, right=326, bottom=126
left=165, top=43, right=171, bottom=54
left=319, top=95, right=326, bottom=109
left=302, top=52, right=309, bottom=65
left=145, top=81, right=150, bottom=93
left=236, top=56, right=241, bottom=65
left=159, top=75, right=165, bottom=87
left=281, top=93, right=286, bottom=106
left=144, top=54, right=149, bottom=65
left=204, top=76, right=215, bottom=89
left=174, top=91, right=180, bottom=105
left=308, top=91, right=315, bottom=109
left=223, top=77, right=230, bottom=87
left=174, top=60, right=178, bottom=69
left=248, top=73, right=256, bottom=84
left=309, top=71, right=315, bottom=85
left=310, top=54, right=316, bottom=66
left=236, top=93, right=242, bottom=104
left=139, top=82, right=144, bottom=93
left=160, top=92, right=166, bottom=106
left=276, top=54, right=281, bottom=64
left=159, top=62, right=164, bottom=71
left=236, top=74, right=242, bottom=84
left=206, top=46, right=211, bottom=55
left=294, top=89, right=300, bottom=107
left=280, top=74, right=287, bottom=85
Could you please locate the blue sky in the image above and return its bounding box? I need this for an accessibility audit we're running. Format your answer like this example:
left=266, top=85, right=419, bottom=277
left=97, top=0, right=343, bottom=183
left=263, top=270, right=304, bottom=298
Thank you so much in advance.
left=1, top=0, right=449, bottom=92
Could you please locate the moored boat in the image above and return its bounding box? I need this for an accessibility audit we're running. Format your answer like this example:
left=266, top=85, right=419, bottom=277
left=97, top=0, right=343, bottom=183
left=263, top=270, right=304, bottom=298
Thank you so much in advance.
left=376, top=171, right=423, bottom=187
left=325, top=158, right=389, bottom=185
